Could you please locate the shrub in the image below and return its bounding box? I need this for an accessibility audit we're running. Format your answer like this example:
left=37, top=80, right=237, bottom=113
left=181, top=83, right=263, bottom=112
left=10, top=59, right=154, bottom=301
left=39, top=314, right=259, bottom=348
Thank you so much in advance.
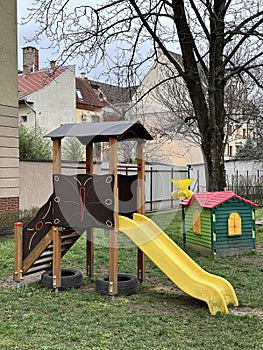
left=0, top=207, right=39, bottom=237
left=19, top=123, right=52, bottom=161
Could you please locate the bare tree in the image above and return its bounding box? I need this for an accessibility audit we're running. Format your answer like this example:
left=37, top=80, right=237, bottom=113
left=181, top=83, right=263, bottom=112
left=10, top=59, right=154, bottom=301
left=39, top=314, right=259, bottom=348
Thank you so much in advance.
left=24, top=0, right=263, bottom=190
left=147, top=57, right=262, bottom=155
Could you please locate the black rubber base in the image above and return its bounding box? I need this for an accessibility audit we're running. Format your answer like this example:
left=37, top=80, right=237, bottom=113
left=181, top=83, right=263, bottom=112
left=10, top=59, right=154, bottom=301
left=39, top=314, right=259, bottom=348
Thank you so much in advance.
left=96, top=273, right=138, bottom=296
left=40, top=269, right=83, bottom=290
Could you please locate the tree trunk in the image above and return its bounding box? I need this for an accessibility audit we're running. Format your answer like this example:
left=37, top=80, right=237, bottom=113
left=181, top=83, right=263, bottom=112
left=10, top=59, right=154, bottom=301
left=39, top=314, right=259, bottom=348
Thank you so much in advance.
left=202, top=128, right=226, bottom=191
left=172, top=0, right=227, bottom=191
left=203, top=0, right=227, bottom=191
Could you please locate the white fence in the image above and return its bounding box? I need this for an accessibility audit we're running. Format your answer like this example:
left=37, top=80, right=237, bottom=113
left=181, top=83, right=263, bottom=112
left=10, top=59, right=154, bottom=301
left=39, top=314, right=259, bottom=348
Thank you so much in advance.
left=102, top=162, right=189, bottom=212
left=19, top=161, right=190, bottom=212
left=191, top=159, right=263, bottom=204
left=20, top=159, right=262, bottom=211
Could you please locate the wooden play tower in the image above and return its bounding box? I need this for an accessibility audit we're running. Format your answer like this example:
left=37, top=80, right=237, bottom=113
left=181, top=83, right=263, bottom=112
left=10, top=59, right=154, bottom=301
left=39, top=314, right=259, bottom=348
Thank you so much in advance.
left=14, top=121, right=152, bottom=295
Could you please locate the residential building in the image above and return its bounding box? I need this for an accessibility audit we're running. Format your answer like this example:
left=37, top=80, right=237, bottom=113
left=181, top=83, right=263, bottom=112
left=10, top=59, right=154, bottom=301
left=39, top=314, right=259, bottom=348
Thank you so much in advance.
left=18, top=47, right=76, bottom=133
left=127, top=51, right=203, bottom=166
left=89, top=79, right=137, bottom=115
left=18, top=49, right=122, bottom=134
left=75, top=75, right=104, bottom=123
left=0, top=0, right=19, bottom=212
left=127, top=50, right=256, bottom=165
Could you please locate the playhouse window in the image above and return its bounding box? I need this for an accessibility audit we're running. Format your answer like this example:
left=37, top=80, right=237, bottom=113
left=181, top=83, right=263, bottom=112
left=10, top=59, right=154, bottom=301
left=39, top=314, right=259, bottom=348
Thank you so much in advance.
left=228, top=212, right=242, bottom=236
left=193, top=211, right=201, bottom=234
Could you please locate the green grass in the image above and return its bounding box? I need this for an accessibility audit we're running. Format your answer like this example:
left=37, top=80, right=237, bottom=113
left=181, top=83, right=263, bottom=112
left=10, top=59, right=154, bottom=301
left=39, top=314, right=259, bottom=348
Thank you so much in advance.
left=1, top=209, right=263, bottom=349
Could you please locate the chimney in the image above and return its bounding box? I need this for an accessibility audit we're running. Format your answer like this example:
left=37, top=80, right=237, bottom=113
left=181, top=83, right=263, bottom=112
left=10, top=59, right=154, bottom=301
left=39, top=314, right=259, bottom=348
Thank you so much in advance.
left=22, top=46, right=39, bottom=74
left=81, top=72, right=86, bottom=79
left=50, top=60, right=56, bottom=70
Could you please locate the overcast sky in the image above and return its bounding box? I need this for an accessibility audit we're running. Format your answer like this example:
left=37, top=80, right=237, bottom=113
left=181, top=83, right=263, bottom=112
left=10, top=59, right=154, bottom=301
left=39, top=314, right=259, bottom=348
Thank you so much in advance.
left=17, top=0, right=99, bottom=77
left=18, top=1, right=55, bottom=70
left=17, top=0, right=152, bottom=82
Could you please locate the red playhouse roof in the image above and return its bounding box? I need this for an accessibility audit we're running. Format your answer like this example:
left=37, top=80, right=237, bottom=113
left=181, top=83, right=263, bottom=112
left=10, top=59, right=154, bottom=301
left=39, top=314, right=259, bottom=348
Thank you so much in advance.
left=181, top=191, right=258, bottom=209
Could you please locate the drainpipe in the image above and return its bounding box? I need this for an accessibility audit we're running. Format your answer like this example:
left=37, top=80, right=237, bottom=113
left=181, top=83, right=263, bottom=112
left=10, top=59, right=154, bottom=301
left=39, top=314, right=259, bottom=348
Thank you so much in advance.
left=23, top=98, right=37, bottom=136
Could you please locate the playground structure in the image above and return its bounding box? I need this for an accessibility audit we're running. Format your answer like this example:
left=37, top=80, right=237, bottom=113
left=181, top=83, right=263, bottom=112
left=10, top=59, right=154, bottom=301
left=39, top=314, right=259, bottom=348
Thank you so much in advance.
left=14, top=120, right=238, bottom=315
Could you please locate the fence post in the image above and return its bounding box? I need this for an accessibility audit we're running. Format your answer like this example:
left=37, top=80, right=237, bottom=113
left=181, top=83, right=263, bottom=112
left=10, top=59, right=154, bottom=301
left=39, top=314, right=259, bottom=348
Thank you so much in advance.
left=187, top=164, right=192, bottom=179
left=171, top=167, right=174, bottom=209
left=150, top=167, right=153, bottom=212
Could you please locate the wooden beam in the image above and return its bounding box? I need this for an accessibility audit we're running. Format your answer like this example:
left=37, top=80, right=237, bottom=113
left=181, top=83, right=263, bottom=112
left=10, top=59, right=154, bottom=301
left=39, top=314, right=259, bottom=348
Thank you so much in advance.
left=137, top=140, right=146, bottom=282
left=22, top=229, right=53, bottom=274
left=52, top=226, right=61, bottom=292
left=86, top=143, right=94, bottom=278
left=108, top=137, right=118, bottom=295
left=52, top=138, right=62, bottom=174
left=13, top=222, right=23, bottom=284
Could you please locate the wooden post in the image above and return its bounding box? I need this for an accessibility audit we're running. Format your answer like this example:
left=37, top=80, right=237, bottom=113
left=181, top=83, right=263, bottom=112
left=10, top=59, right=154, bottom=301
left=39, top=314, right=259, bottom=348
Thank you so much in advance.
left=86, top=143, right=94, bottom=278
left=13, top=222, right=24, bottom=287
left=108, top=137, right=118, bottom=295
left=52, top=226, right=61, bottom=295
left=137, top=140, right=146, bottom=282
left=52, top=138, right=62, bottom=174
left=52, top=138, right=62, bottom=295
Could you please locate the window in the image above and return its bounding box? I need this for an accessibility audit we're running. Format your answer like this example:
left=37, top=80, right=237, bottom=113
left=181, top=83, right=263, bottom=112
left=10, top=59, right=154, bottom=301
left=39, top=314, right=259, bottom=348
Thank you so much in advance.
left=228, top=212, right=242, bottom=236
left=76, top=89, right=83, bottom=100
left=91, top=115, right=99, bottom=123
left=193, top=210, right=201, bottom=234
left=21, top=115, right=27, bottom=122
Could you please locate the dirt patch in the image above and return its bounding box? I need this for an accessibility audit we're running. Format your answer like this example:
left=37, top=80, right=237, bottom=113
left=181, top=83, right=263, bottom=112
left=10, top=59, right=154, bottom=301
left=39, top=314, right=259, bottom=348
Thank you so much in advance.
left=230, top=241, right=263, bottom=268
left=230, top=307, right=263, bottom=319
left=256, top=241, right=263, bottom=254
left=0, top=273, right=42, bottom=289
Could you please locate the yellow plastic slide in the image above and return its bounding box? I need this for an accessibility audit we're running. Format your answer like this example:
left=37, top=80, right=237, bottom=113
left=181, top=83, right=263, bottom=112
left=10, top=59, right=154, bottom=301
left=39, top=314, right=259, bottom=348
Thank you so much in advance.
left=119, top=213, right=238, bottom=315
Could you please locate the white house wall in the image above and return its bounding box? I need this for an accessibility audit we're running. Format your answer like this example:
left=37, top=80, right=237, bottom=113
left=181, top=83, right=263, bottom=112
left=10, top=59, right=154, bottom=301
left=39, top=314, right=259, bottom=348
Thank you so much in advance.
left=20, top=67, right=76, bottom=133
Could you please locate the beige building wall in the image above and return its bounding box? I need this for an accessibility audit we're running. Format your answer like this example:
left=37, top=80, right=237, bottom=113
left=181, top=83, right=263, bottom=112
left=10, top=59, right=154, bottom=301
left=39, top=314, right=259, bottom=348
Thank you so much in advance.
left=19, top=161, right=53, bottom=210
left=128, top=54, right=203, bottom=166
left=76, top=108, right=103, bottom=123
left=19, top=161, right=102, bottom=210
left=19, top=67, right=76, bottom=133
left=0, top=0, right=19, bottom=211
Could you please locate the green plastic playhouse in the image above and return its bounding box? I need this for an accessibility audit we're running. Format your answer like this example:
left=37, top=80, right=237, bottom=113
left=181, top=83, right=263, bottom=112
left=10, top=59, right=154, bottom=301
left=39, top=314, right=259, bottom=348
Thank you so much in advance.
left=181, top=191, right=258, bottom=257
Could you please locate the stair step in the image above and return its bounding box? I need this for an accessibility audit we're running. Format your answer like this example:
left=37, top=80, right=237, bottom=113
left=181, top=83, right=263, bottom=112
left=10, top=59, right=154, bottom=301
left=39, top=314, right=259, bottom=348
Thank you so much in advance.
left=25, top=263, right=52, bottom=275
left=32, top=256, right=53, bottom=266
left=39, top=250, right=53, bottom=258
left=22, top=230, right=82, bottom=277
left=61, top=232, right=80, bottom=239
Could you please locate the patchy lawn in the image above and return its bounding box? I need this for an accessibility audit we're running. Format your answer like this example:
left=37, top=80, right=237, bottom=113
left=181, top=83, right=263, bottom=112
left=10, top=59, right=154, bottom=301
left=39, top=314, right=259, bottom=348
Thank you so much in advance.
left=1, top=209, right=263, bottom=349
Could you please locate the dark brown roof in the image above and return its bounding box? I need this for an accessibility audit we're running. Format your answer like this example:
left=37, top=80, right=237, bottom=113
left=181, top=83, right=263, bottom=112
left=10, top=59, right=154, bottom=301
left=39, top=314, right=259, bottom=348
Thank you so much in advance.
left=44, top=120, right=153, bottom=144
left=89, top=80, right=138, bottom=105
left=76, top=77, right=104, bottom=110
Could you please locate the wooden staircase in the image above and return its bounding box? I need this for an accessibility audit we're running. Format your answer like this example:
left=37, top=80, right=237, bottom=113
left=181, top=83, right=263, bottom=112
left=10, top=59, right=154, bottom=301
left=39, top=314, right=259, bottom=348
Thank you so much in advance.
left=14, top=225, right=81, bottom=281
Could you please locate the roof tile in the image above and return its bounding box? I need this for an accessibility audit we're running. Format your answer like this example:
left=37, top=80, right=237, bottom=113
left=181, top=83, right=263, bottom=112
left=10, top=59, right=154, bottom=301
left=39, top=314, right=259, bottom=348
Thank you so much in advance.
left=182, top=191, right=258, bottom=208
left=76, top=77, right=104, bottom=109
left=18, top=68, right=68, bottom=100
